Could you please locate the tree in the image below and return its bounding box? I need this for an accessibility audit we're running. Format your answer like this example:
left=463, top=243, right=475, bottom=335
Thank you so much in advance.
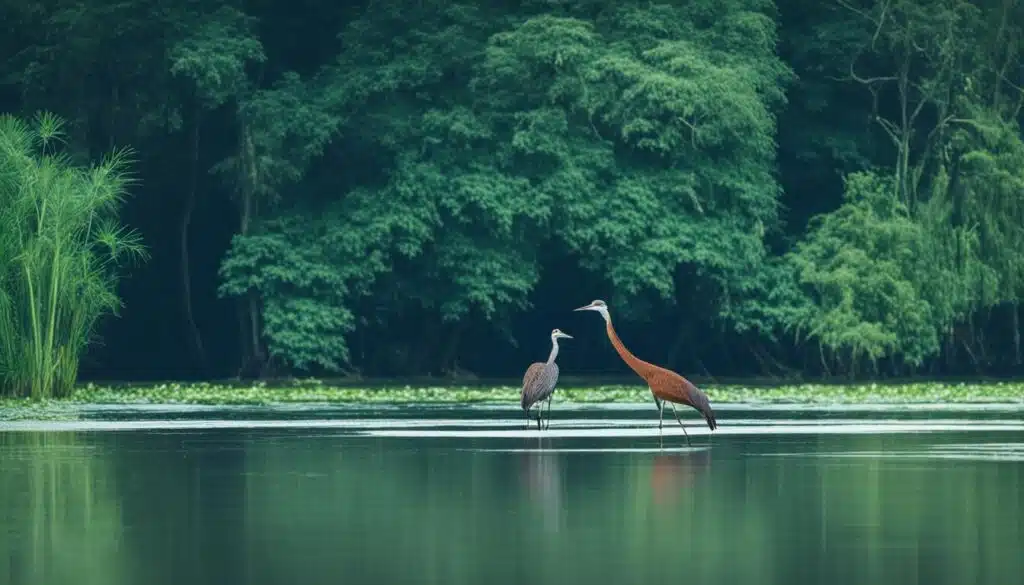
left=828, top=0, right=1024, bottom=371
left=171, top=6, right=341, bottom=377
left=214, top=0, right=796, bottom=376
left=787, top=171, right=954, bottom=374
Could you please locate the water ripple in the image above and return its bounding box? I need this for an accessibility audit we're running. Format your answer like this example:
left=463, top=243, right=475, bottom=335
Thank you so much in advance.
left=2, top=418, right=1023, bottom=436
left=755, top=442, right=1024, bottom=462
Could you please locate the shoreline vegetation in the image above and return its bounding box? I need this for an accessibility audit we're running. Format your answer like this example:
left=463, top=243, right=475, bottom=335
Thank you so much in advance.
left=2, top=380, right=1024, bottom=413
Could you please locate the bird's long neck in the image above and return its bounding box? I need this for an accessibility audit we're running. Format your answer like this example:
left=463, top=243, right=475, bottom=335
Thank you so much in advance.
left=547, top=338, right=560, bottom=364
left=604, top=317, right=652, bottom=378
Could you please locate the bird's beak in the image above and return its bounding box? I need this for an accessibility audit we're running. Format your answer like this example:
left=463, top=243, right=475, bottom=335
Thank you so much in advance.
left=559, top=332, right=573, bottom=339
left=574, top=304, right=594, bottom=312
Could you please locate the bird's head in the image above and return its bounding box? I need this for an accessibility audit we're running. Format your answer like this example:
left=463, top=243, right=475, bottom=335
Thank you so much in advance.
left=573, top=299, right=610, bottom=321
left=551, top=328, right=573, bottom=340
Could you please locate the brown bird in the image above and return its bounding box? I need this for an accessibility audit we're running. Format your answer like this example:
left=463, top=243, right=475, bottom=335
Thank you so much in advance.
left=574, top=300, right=717, bottom=445
left=520, top=329, right=573, bottom=430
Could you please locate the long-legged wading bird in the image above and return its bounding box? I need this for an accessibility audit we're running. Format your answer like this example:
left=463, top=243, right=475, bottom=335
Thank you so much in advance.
left=574, top=300, right=717, bottom=445
left=521, top=329, right=573, bottom=430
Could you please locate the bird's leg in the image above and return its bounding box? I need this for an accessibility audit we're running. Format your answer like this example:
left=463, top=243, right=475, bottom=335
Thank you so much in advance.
left=652, top=390, right=664, bottom=433
left=536, top=405, right=543, bottom=431
left=658, top=400, right=665, bottom=432
left=669, top=403, right=692, bottom=447
left=525, top=408, right=531, bottom=430
left=544, top=398, right=552, bottom=430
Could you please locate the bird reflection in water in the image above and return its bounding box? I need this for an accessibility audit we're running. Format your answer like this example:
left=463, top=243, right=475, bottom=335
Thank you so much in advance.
left=649, top=448, right=711, bottom=509
left=519, top=437, right=565, bottom=533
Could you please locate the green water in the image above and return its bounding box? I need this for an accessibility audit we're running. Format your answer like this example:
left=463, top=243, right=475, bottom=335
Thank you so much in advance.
left=1, top=403, right=1023, bottom=585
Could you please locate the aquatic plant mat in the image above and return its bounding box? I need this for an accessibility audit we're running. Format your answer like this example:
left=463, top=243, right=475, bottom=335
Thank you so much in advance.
left=2, top=380, right=1023, bottom=418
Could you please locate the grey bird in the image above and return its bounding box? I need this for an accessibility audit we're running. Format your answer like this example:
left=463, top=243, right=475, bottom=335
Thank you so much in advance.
left=521, top=328, right=573, bottom=430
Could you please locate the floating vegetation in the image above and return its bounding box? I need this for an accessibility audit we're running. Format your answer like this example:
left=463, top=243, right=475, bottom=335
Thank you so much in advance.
left=1, top=380, right=1023, bottom=411
left=0, top=401, right=82, bottom=421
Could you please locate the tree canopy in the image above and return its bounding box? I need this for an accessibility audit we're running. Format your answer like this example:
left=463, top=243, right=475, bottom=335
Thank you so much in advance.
left=1, top=0, right=1022, bottom=382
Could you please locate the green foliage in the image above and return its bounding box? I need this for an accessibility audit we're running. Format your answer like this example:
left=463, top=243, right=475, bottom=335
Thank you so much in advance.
left=6, top=0, right=1024, bottom=380
left=0, top=112, right=146, bottom=398
left=716, top=254, right=813, bottom=342
left=217, top=208, right=388, bottom=371
left=477, top=3, right=792, bottom=302
left=951, top=109, right=1024, bottom=303
left=168, top=5, right=340, bottom=203
left=168, top=6, right=266, bottom=109
left=788, top=171, right=946, bottom=369
left=767, top=0, right=1024, bottom=375
left=215, top=0, right=794, bottom=372
left=214, top=71, right=342, bottom=203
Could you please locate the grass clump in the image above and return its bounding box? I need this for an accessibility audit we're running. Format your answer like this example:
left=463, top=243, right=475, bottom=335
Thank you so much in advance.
left=0, top=112, right=146, bottom=399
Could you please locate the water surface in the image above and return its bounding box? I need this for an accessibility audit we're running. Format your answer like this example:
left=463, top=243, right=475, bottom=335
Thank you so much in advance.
left=2, top=403, right=1022, bottom=585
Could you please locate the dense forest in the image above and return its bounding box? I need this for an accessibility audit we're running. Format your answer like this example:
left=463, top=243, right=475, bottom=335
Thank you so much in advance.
left=1, top=0, right=1023, bottom=391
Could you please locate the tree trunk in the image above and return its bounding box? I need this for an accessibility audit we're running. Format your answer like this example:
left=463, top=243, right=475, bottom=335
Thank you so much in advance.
left=750, top=340, right=796, bottom=379
left=235, top=118, right=266, bottom=378
left=818, top=343, right=832, bottom=379
left=441, top=322, right=465, bottom=377
left=181, top=104, right=206, bottom=373
left=1014, top=302, right=1021, bottom=366
left=961, top=314, right=981, bottom=373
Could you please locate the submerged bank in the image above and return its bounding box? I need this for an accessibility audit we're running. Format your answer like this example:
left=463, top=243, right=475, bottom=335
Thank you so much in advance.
left=3, top=380, right=1024, bottom=411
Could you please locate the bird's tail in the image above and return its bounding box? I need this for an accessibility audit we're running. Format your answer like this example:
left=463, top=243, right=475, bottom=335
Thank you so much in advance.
left=703, top=406, right=718, bottom=431
left=693, top=387, right=718, bottom=431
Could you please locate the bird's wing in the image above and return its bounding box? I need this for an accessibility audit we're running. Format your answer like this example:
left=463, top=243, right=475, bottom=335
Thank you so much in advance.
left=647, top=367, right=717, bottom=430
left=522, top=362, right=544, bottom=390
left=523, top=361, right=564, bottom=408
left=545, top=362, right=559, bottom=391
left=530, top=363, right=560, bottom=404
left=521, top=362, right=545, bottom=408
left=646, top=367, right=692, bottom=403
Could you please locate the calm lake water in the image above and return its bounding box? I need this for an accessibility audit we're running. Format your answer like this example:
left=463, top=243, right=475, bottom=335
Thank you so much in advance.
left=2, top=402, right=1023, bottom=585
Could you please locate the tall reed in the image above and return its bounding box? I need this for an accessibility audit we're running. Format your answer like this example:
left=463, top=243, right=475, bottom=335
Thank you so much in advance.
left=0, top=112, right=147, bottom=399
